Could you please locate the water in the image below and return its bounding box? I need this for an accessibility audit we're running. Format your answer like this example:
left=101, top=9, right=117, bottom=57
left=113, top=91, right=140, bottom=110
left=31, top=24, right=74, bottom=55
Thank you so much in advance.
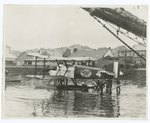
left=4, top=80, right=146, bottom=119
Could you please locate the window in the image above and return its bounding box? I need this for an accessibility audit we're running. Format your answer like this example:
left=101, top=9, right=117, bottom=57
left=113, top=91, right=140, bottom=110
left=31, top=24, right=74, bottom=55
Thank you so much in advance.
left=142, top=51, right=146, bottom=56
left=28, top=61, right=32, bottom=65
left=133, top=52, right=137, bottom=57
left=127, top=52, right=131, bottom=56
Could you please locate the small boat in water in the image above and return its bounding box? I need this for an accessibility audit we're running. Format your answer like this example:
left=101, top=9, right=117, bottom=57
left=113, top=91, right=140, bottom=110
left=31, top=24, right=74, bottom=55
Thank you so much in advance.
left=5, top=74, right=21, bottom=82
left=5, top=70, right=21, bottom=82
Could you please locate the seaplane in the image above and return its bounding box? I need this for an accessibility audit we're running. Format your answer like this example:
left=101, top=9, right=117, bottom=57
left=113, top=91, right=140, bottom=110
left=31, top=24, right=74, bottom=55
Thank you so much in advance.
left=25, top=53, right=120, bottom=91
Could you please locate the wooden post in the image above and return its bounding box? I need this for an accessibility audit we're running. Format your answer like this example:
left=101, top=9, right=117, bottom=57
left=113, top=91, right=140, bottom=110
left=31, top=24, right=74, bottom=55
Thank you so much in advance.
left=71, top=78, right=77, bottom=86
left=35, top=57, right=37, bottom=76
left=42, top=58, right=46, bottom=79
left=66, top=79, right=68, bottom=86
left=54, top=79, right=56, bottom=86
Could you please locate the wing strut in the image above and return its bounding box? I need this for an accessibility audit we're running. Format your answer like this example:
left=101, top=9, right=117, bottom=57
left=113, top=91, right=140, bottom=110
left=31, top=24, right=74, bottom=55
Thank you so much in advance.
left=34, top=57, right=38, bottom=76
left=63, top=60, right=68, bottom=76
left=42, top=58, right=46, bottom=79
left=55, top=59, right=60, bottom=75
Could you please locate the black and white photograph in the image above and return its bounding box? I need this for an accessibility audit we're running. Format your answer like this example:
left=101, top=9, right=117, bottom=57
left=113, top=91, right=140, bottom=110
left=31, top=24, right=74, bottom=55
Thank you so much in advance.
left=1, top=2, right=148, bottom=121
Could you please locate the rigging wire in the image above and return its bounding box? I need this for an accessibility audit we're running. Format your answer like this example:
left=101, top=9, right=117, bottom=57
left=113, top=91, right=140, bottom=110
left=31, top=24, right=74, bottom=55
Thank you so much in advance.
left=93, top=16, right=146, bottom=61
left=104, top=20, right=146, bottom=47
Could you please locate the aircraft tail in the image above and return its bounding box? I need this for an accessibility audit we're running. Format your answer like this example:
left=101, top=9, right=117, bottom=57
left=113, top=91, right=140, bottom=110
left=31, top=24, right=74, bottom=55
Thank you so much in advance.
left=113, top=62, right=123, bottom=78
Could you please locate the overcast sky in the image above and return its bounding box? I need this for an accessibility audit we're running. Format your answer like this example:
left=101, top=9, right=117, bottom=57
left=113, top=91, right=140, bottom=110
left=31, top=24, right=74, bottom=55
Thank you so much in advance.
left=3, top=5, right=147, bottom=51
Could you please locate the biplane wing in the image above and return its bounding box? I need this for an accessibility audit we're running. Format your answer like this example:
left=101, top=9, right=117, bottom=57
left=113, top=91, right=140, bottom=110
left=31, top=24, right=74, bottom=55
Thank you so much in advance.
left=27, top=52, right=49, bottom=59
left=69, top=57, right=97, bottom=61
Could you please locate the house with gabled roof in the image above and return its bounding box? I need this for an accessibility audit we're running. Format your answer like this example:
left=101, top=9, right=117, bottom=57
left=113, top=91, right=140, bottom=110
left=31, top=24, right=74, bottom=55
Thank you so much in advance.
left=67, top=48, right=108, bottom=67
left=15, top=52, right=34, bottom=66
left=5, top=45, right=17, bottom=66
left=68, top=48, right=108, bottom=59
left=121, top=44, right=146, bottom=67
left=97, top=47, right=125, bottom=69
left=103, top=47, right=114, bottom=58
left=5, top=52, right=17, bottom=66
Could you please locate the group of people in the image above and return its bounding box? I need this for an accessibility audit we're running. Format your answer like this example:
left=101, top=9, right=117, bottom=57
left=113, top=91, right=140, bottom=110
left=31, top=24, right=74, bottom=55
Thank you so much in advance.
left=92, top=77, right=121, bottom=95
left=81, top=77, right=121, bottom=95
left=93, top=79, right=112, bottom=95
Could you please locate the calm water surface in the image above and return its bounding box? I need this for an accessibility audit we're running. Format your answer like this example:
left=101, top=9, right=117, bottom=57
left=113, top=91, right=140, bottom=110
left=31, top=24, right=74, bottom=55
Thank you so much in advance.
left=4, top=80, right=146, bottom=118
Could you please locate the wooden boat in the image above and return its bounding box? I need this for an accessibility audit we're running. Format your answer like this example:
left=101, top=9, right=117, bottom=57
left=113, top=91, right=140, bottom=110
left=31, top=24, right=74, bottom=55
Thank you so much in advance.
left=5, top=74, right=21, bottom=82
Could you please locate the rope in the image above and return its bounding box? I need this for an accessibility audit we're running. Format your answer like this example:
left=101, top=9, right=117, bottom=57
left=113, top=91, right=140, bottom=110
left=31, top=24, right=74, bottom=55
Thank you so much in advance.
left=104, top=20, right=146, bottom=47
left=93, top=16, right=146, bottom=61
left=93, top=8, right=147, bottom=46
left=111, top=80, right=133, bottom=90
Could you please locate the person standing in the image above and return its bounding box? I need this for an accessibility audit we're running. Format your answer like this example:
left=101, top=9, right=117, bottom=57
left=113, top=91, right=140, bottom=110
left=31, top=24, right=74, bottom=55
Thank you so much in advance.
left=116, top=79, right=121, bottom=94
left=109, top=78, right=113, bottom=95
left=105, top=75, right=113, bottom=95
left=82, top=82, right=87, bottom=92
left=96, top=79, right=100, bottom=92
left=97, top=79, right=104, bottom=95
left=105, top=79, right=110, bottom=92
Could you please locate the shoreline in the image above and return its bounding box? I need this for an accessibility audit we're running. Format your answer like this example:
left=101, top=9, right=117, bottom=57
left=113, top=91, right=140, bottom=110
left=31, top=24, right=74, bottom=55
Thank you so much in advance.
left=5, top=66, right=146, bottom=81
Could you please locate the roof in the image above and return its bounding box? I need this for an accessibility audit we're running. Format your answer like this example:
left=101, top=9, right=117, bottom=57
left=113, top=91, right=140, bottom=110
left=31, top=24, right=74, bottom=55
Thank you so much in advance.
left=5, top=52, right=17, bottom=61
left=104, top=48, right=114, bottom=57
left=15, top=52, right=35, bottom=61
left=55, top=47, right=68, bottom=55
left=43, top=50, right=62, bottom=57
left=113, top=51, right=123, bottom=57
left=111, top=45, right=126, bottom=57
left=132, top=44, right=146, bottom=51
left=68, top=48, right=108, bottom=59
left=69, top=57, right=97, bottom=61
left=27, top=52, right=48, bottom=58
left=63, top=49, right=71, bottom=57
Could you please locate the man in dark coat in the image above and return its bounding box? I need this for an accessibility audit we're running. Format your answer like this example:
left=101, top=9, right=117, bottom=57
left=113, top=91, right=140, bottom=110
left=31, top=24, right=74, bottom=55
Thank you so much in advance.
left=97, top=79, right=105, bottom=95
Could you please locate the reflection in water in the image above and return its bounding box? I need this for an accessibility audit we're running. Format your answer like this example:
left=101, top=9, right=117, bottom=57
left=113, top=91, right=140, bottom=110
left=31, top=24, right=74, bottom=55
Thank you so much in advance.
left=99, top=95, right=115, bottom=117
left=4, top=80, right=146, bottom=118
left=115, top=96, right=120, bottom=118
